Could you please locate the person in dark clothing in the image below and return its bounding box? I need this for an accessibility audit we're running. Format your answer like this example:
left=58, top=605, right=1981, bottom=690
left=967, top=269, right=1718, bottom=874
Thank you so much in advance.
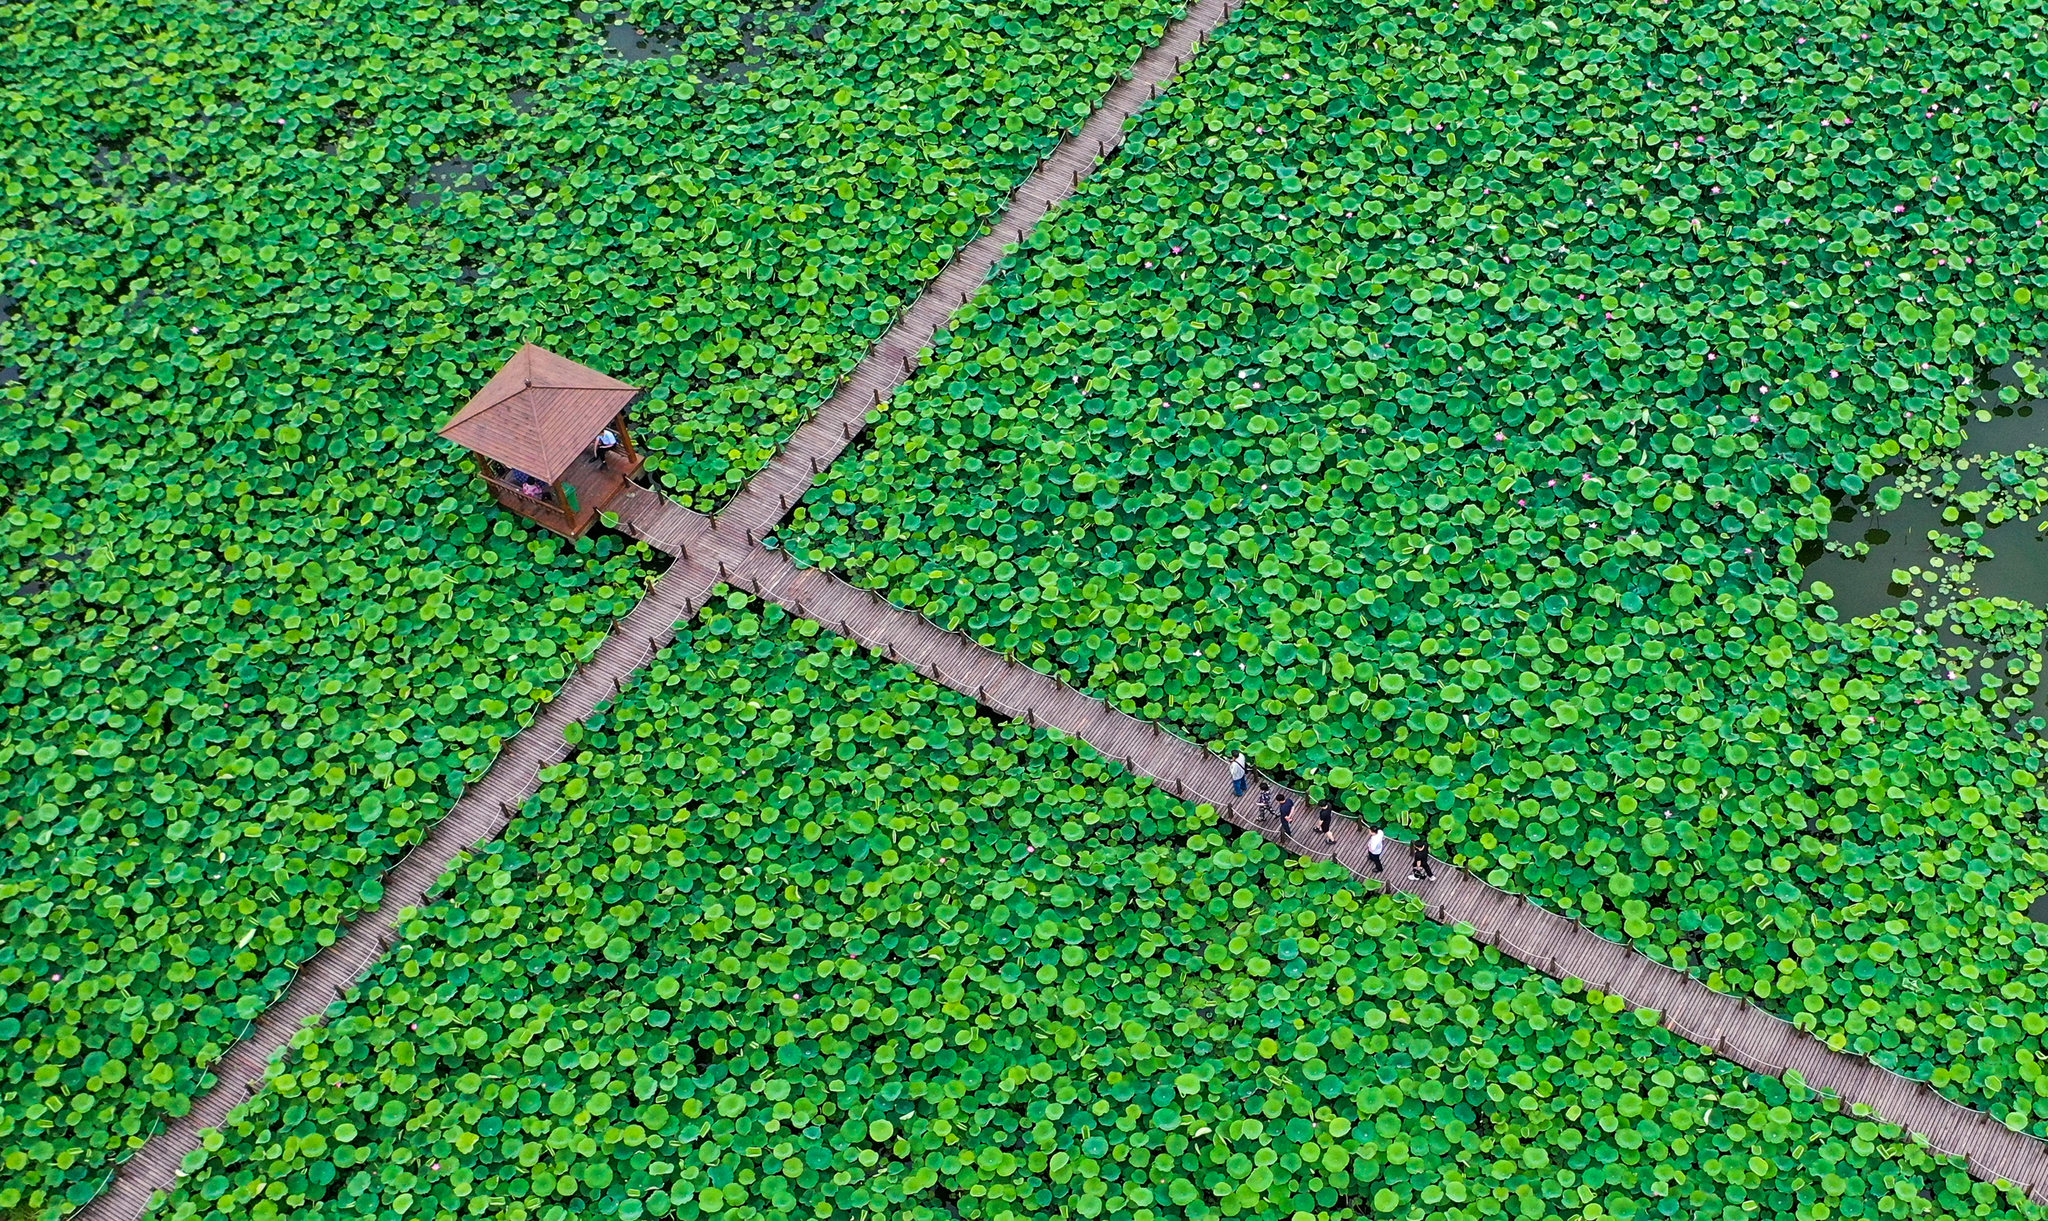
left=1317, top=802, right=1335, bottom=844
left=1409, top=832, right=1437, bottom=882
left=1255, top=785, right=1274, bottom=825
left=1275, top=799, right=1293, bottom=843
left=1275, top=792, right=1294, bottom=827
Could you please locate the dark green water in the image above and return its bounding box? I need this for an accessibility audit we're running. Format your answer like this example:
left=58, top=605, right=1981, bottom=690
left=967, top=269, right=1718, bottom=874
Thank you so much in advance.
left=1798, top=383, right=2048, bottom=728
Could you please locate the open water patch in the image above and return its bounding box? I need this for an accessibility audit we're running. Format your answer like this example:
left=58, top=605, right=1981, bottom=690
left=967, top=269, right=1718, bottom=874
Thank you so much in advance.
left=409, top=158, right=493, bottom=209
left=1801, top=392, right=2048, bottom=726
left=1962, top=359, right=2048, bottom=457
left=605, top=21, right=687, bottom=61
left=1797, top=491, right=1935, bottom=619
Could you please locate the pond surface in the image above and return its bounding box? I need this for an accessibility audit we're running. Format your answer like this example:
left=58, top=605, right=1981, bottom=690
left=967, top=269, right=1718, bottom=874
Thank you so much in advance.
left=409, top=158, right=492, bottom=208
left=1799, top=381, right=2048, bottom=726
left=1968, top=518, right=2048, bottom=609
left=1962, top=360, right=2048, bottom=457
left=605, top=22, right=685, bottom=61
left=1798, top=491, right=1937, bottom=618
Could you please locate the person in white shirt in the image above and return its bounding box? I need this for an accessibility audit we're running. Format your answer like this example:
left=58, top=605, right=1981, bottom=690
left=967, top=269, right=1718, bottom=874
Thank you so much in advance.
left=1366, top=827, right=1387, bottom=874
left=1230, top=752, right=1248, bottom=797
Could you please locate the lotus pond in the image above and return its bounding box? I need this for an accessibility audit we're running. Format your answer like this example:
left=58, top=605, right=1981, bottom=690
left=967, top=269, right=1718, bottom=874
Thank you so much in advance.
left=145, top=603, right=2036, bottom=1221
left=0, top=0, right=1187, bottom=1211
left=785, top=0, right=2048, bottom=1139
left=9, top=0, right=2048, bottom=1213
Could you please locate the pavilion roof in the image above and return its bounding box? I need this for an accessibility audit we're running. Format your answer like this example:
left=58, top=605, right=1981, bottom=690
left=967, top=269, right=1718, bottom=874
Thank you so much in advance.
left=439, top=344, right=640, bottom=483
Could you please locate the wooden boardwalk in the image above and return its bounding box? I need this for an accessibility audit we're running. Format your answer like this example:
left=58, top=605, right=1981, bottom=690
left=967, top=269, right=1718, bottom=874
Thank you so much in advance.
left=717, top=0, right=1246, bottom=537
left=614, top=489, right=2048, bottom=1206
left=63, top=554, right=726, bottom=1221
left=64, top=4, right=1246, bottom=1219
left=66, top=0, right=2048, bottom=1206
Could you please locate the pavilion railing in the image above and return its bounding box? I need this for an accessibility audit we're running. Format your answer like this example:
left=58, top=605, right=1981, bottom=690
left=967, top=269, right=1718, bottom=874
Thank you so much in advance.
left=481, top=472, right=573, bottom=523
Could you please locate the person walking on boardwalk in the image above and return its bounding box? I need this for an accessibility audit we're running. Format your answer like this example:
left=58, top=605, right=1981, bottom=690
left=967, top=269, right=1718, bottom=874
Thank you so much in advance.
left=1275, top=794, right=1294, bottom=843
left=1366, top=826, right=1387, bottom=874
left=1409, top=830, right=1437, bottom=882
left=1230, top=751, right=1249, bottom=797
left=1317, top=801, right=1334, bottom=844
left=1255, top=784, right=1274, bottom=825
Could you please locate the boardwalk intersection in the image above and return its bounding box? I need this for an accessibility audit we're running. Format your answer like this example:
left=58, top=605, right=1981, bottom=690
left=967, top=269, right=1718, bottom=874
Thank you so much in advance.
left=67, top=1, right=2048, bottom=1214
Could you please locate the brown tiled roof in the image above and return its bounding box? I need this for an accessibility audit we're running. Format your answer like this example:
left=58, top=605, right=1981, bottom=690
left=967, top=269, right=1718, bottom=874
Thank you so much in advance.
left=439, top=344, right=640, bottom=483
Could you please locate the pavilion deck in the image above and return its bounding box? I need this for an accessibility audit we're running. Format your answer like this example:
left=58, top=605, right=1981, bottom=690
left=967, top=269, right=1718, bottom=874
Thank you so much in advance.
left=484, top=447, right=644, bottom=539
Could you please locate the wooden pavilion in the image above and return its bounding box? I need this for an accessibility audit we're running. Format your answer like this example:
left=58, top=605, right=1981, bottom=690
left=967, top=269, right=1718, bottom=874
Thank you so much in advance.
left=439, top=344, right=647, bottom=539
